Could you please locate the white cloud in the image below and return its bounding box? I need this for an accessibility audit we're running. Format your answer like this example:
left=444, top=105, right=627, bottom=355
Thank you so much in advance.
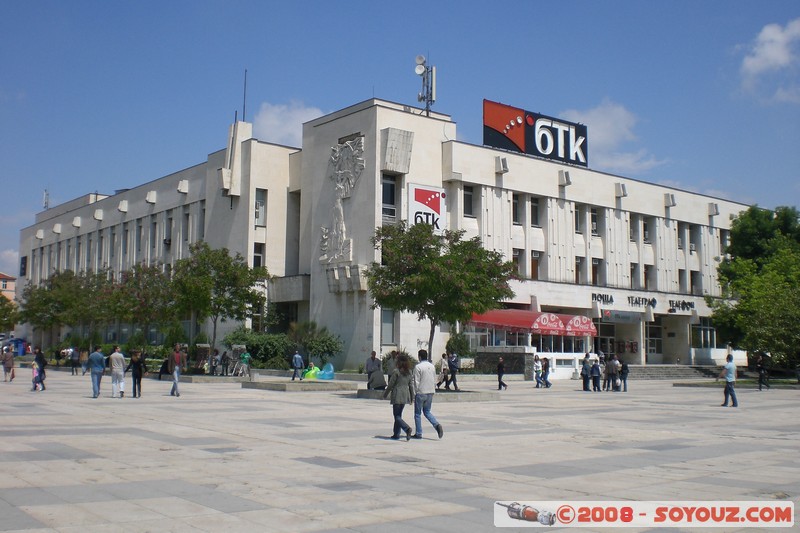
left=740, top=18, right=800, bottom=101
left=252, top=100, right=325, bottom=147
left=560, top=99, right=666, bottom=175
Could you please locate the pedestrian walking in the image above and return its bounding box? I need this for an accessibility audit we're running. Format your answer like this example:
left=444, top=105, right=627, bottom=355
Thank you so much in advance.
left=620, top=360, right=629, bottom=392
left=382, top=353, right=414, bottom=441
left=541, top=357, right=552, bottom=388
left=33, top=347, right=47, bottom=391
left=718, top=354, right=738, bottom=407
left=435, top=353, right=449, bottom=390
left=69, top=347, right=80, bottom=375
left=88, top=346, right=105, bottom=398
left=109, top=346, right=126, bottom=398
left=756, top=354, right=770, bottom=391
left=533, top=354, right=543, bottom=388
left=80, top=349, right=88, bottom=375
left=1, top=347, right=14, bottom=382
left=497, top=357, right=507, bottom=390
left=291, top=351, right=304, bottom=381
left=168, top=344, right=187, bottom=397
left=126, top=350, right=145, bottom=398
left=411, top=349, right=444, bottom=439
left=445, top=352, right=460, bottom=391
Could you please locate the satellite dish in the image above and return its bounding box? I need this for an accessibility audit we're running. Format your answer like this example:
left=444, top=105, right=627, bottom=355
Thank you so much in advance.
left=415, top=64, right=426, bottom=76
left=415, top=55, right=426, bottom=65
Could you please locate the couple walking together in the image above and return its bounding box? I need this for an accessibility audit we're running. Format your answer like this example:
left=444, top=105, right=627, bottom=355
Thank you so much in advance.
left=383, top=349, right=444, bottom=441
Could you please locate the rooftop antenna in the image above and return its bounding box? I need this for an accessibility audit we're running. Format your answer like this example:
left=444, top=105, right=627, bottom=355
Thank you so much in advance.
left=414, top=54, right=436, bottom=116
left=43, top=189, right=49, bottom=209
left=242, top=69, right=248, bottom=122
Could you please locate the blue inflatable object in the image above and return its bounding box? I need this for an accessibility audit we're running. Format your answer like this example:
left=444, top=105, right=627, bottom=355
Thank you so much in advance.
left=317, top=363, right=335, bottom=380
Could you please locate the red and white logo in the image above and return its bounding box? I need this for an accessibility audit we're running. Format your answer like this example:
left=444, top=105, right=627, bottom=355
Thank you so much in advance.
left=409, top=184, right=447, bottom=231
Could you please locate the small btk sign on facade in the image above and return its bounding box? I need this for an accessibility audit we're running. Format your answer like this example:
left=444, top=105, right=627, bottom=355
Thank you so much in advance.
left=408, top=183, right=446, bottom=233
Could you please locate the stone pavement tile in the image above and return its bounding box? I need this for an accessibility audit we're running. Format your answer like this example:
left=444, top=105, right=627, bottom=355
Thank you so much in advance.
left=58, top=524, right=129, bottom=533
left=74, top=499, right=166, bottom=523
left=0, top=486, right=66, bottom=506
left=18, top=503, right=106, bottom=528
left=132, top=496, right=222, bottom=519
left=235, top=508, right=335, bottom=532
left=118, top=518, right=206, bottom=532
left=0, top=500, right=46, bottom=531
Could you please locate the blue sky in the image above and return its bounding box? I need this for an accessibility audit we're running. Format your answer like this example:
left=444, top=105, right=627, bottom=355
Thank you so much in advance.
left=1, top=1, right=799, bottom=277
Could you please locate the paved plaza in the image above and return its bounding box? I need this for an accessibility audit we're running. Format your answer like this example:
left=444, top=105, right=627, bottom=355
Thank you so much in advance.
left=0, top=371, right=797, bottom=532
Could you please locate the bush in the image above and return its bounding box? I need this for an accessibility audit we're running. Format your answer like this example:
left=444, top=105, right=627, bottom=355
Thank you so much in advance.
left=264, top=356, right=290, bottom=370
left=446, top=331, right=472, bottom=358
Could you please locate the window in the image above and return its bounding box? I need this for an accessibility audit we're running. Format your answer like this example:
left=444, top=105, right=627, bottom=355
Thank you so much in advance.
left=463, top=185, right=475, bottom=217
left=590, top=207, right=599, bottom=236
left=136, top=219, right=143, bottom=253
left=644, top=264, right=653, bottom=290
left=150, top=216, right=158, bottom=249
left=530, top=250, right=540, bottom=280
left=646, top=316, right=663, bottom=355
left=382, top=174, right=397, bottom=218
left=642, top=219, right=651, bottom=243
left=122, top=225, right=128, bottom=257
left=591, top=258, right=602, bottom=286
left=109, top=230, right=115, bottom=260
left=198, top=201, right=206, bottom=240
left=692, top=317, right=718, bottom=348
left=512, top=248, right=522, bottom=275
left=165, top=210, right=173, bottom=245
left=255, top=188, right=267, bottom=226
left=530, top=196, right=540, bottom=226
left=1, top=280, right=5, bottom=289
left=574, top=204, right=583, bottom=234
left=575, top=256, right=583, bottom=284
left=595, top=322, right=616, bottom=358
left=182, top=207, right=190, bottom=242
left=512, top=193, right=521, bottom=224
left=679, top=269, right=688, bottom=293
left=629, top=214, right=638, bottom=242
left=691, top=270, right=702, bottom=295
left=381, top=308, right=396, bottom=345
left=253, top=243, right=265, bottom=268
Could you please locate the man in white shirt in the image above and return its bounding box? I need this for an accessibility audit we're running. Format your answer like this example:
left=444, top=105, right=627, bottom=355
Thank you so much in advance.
left=109, top=346, right=126, bottom=398
left=411, top=349, right=444, bottom=439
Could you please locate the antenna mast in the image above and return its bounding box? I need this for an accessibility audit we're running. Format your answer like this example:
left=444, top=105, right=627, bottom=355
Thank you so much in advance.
left=414, top=55, right=436, bottom=116
left=43, top=189, right=49, bottom=209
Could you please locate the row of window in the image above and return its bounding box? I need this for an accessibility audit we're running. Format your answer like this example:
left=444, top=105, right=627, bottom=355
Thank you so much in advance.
left=27, top=201, right=207, bottom=282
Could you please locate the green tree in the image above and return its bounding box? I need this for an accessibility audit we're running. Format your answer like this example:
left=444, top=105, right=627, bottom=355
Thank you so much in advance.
left=288, top=321, right=343, bottom=366
left=366, top=222, right=515, bottom=353
left=117, top=263, right=177, bottom=347
left=173, top=242, right=270, bottom=366
left=710, top=205, right=800, bottom=367
left=0, top=295, right=17, bottom=333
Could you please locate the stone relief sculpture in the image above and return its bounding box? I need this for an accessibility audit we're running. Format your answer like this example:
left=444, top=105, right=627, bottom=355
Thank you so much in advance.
left=319, top=137, right=365, bottom=263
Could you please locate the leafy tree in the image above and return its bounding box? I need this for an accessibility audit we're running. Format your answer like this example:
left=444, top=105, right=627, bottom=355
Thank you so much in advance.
left=0, top=295, right=17, bottom=333
left=172, top=241, right=270, bottom=366
left=288, top=321, right=343, bottom=366
left=366, top=221, right=515, bottom=353
left=710, top=205, right=800, bottom=367
left=117, top=263, right=177, bottom=347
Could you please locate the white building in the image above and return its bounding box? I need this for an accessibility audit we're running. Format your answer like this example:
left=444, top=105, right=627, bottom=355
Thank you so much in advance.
left=17, top=98, right=749, bottom=373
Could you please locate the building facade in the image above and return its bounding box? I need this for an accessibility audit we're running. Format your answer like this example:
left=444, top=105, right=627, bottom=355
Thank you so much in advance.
left=17, top=98, right=748, bottom=373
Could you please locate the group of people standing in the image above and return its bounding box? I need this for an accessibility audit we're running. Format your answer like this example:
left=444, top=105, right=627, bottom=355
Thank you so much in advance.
left=580, top=353, right=629, bottom=392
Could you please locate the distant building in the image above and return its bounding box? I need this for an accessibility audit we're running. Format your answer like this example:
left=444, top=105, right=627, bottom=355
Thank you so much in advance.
left=0, top=272, right=15, bottom=302
left=17, top=98, right=748, bottom=374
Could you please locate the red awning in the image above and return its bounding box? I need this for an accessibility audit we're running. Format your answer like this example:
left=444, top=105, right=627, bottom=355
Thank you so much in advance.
left=558, top=314, right=598, bottom=337
left=470, top=310, right=566, bottom=335
left=470, top=309, right=597, bottom=337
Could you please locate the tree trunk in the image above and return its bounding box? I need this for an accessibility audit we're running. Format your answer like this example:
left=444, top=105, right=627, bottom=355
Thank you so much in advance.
left=427, top=320, right=438, bottom=358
